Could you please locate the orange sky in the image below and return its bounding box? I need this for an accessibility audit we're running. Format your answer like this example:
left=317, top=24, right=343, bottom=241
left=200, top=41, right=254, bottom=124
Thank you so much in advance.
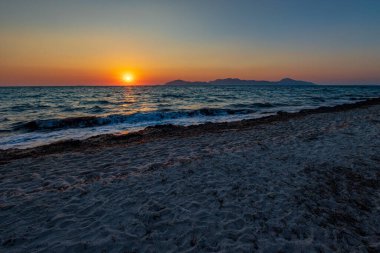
left=1, top=1, right=380, bottom=85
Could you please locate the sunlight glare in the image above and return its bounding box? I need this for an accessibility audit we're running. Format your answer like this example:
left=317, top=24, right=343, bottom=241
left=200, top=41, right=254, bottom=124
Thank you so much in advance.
left=122, top=73, right=134, bottom=84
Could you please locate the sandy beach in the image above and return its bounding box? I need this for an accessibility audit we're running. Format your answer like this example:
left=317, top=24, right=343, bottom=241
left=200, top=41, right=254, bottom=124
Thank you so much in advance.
left=1, top=99, right=380, bottom=252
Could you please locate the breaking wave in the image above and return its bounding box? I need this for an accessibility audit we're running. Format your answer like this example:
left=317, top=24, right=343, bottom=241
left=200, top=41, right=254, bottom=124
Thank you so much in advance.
left=13, top=108, right=256, bottom=132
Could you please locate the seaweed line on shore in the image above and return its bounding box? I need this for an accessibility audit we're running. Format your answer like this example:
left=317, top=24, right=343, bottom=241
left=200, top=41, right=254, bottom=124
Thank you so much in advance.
left=1, top=97, right=380, bottom=164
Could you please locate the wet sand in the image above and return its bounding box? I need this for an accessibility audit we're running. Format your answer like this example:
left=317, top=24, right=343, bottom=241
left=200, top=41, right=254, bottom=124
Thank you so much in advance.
left=1, top=99, right=380, bottom=252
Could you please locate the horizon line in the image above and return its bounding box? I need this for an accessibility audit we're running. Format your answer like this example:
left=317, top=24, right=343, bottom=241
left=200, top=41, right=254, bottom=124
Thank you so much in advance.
left=2, top=77, right=380, bottom=87
left=1, top=83, right=380, bottom=87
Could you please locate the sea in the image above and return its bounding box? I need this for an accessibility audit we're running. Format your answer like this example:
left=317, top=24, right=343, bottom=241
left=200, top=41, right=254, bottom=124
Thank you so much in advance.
left=1, top=85, right=380, bottom=149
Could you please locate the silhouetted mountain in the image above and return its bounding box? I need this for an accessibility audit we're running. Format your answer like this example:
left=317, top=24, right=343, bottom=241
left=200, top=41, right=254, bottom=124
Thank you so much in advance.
left=165, top=78, right=316, bottom=86
left=165, top=80, right=208, bottom=86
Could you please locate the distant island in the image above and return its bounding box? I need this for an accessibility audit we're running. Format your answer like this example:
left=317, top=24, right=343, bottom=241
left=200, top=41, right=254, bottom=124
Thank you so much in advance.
left=165, top=78, right=317, bottom=86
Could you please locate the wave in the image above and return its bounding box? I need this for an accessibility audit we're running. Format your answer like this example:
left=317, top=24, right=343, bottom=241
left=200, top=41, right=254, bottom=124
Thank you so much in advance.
left=10, top=104, right=51, bottom=111
left=79, top=100, right=112, bottom=105
left=161, top=93, right=191, bottom=99
left=13, top=108, right=257, bottom=132
left=310, top=97, right=326, bottom=102
left=230, top=102, right=280, bottom=108
left=79, top=100, right=133, bottom=105
left=89, top=106, right=105, bottom=113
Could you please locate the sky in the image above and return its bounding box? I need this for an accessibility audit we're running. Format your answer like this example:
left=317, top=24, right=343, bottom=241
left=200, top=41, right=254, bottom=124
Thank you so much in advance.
left=1, top=0, right=380, bottom=85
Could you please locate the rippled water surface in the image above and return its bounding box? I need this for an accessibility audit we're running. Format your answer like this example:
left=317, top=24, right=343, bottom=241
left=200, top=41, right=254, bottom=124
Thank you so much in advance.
left=1, top=85, right=379, bottom=149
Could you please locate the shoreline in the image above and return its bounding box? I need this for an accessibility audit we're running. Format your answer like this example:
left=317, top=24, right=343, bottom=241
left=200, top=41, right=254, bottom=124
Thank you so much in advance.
left=1, top=97, right=379, bottom=251
left=1, top=97, right=380, bottom=164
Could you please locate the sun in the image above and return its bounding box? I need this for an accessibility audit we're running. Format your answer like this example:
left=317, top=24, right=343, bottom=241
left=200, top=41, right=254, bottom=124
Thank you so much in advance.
left=122, top=73, right=134, bottom=84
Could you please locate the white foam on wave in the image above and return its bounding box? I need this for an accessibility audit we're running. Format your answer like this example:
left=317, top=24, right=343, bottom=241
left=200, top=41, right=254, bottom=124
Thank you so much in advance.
left=0, top=98, right=372, bottom=150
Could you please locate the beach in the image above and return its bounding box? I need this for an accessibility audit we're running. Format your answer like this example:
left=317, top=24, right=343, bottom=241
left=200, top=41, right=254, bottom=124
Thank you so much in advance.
left=1, top=99, right=380, bottom=252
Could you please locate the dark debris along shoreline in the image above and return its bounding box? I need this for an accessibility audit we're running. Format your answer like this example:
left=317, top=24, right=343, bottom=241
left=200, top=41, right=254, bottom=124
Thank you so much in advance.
left=1, top=97, right=380, bottom=164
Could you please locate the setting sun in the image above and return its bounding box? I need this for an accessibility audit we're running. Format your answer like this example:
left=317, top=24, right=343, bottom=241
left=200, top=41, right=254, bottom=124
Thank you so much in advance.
left=122, top=73, right=134, bottom=84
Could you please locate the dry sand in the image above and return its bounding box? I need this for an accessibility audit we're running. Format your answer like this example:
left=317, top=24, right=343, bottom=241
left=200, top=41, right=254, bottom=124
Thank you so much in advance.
left=1, top=100, right=380, bottom=252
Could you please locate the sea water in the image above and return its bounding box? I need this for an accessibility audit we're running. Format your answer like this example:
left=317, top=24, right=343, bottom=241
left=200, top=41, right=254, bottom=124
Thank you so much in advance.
left=1, top=85, right=379, bottom=149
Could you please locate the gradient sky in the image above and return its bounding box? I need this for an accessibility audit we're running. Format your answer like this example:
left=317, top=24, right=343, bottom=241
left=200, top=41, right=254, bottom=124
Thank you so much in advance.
left=1, top=0, right=380, bottom=85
